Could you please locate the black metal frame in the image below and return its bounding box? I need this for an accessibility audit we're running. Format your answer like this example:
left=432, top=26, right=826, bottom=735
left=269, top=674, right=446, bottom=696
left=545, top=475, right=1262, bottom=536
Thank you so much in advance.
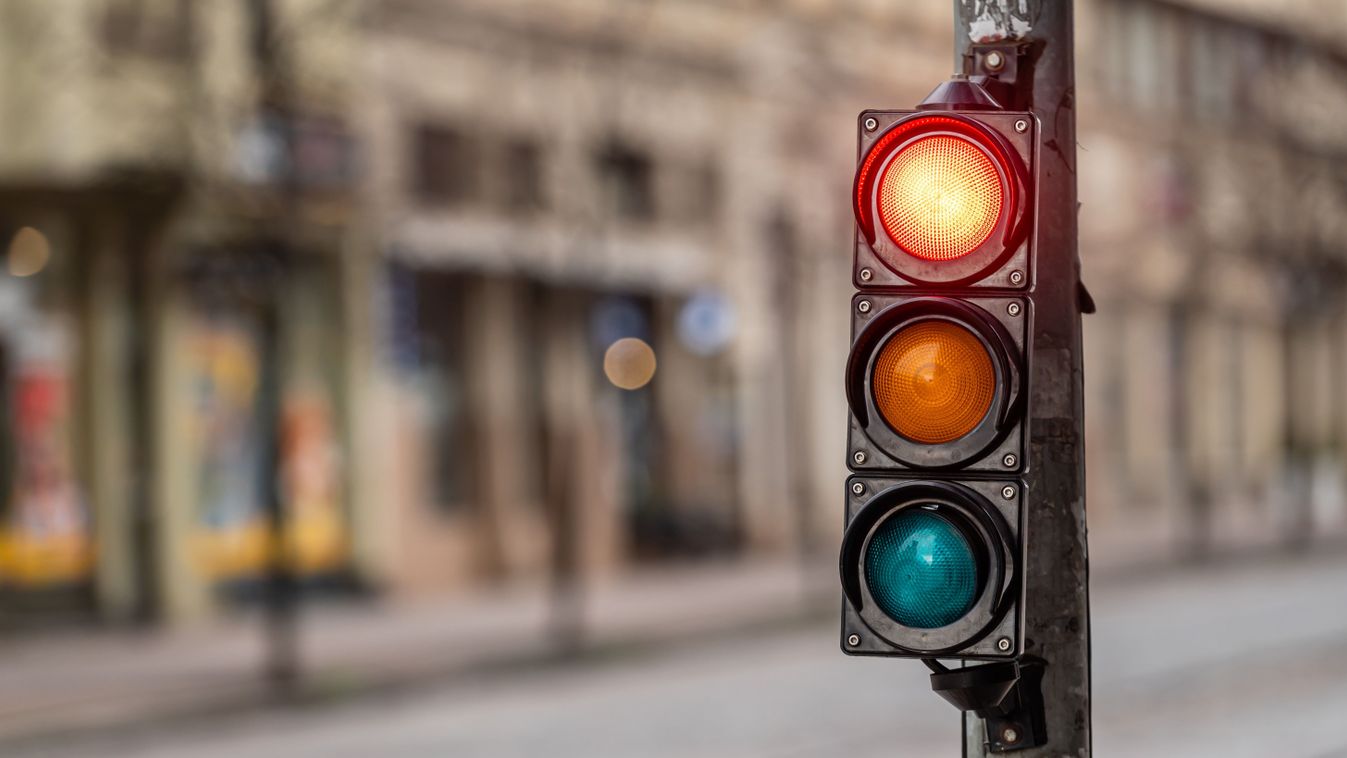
left=846, top=297, right=1025, bottom=470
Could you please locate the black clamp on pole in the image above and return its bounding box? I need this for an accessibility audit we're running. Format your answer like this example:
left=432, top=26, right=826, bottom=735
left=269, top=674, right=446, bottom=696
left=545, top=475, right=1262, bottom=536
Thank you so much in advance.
left=925, top=657, right=1048, bottom=753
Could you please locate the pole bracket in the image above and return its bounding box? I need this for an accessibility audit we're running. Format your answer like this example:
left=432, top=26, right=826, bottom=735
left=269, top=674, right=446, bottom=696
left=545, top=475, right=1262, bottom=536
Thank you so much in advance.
left=926, top=657, right=1048, bottom=752
left=963, top=42, right=1033, bottom=110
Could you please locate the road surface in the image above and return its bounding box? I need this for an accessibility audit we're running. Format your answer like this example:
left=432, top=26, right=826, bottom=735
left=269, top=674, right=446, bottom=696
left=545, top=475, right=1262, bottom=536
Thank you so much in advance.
left=17, top=550, right=1347, bottom=757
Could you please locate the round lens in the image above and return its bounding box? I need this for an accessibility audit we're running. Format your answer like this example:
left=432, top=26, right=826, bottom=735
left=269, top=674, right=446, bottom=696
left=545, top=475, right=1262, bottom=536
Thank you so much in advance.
left=864, top=508, right=980, bottom=629
left=871, top=320, right=995, bottom=444
left=878, top=134, right=1003, bottom=261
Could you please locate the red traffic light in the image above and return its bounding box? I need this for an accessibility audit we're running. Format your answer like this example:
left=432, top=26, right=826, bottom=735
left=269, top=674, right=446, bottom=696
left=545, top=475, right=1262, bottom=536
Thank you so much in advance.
left=854, top=114, right=1031, bottom=285
left=878, top=134, right=1003, bottom=262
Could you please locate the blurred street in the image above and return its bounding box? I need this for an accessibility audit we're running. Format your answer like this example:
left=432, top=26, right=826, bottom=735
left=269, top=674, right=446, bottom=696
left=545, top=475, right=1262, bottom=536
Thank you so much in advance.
left=1, top=0, right=1347, bottom=754
left=12, top=547, right=1347, bottom=758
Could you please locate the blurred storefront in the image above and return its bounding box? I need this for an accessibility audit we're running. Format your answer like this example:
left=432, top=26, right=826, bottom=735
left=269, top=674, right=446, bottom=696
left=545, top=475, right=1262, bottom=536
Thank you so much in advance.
left=0, top=1, right=376, bottom=626
left=178, top=247, right=354, bottom=601
left=0, top=219, right=95, bottom=617
left=382, top=264, right=743, bottom=591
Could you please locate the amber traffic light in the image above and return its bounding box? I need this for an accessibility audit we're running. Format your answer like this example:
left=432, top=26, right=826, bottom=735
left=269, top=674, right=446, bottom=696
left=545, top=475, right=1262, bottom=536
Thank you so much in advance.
left=871, top=319, right=996, bottom=445
left=846, top=297, right=1023, bottom=471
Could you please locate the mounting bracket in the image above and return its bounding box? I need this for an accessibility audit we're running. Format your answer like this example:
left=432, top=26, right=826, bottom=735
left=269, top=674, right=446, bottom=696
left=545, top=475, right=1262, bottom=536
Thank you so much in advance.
left=964, top=42, right=1033, bottom=111
left=926, top=657, right=1048, bottom=753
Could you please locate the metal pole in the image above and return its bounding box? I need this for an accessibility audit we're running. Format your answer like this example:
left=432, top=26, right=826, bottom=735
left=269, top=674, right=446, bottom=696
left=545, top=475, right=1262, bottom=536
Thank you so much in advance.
left=258, top=293, right=299, bottom=689
left=952, top=2, right=1091, bottom=755
left=249, top=0, right=300, bottom=692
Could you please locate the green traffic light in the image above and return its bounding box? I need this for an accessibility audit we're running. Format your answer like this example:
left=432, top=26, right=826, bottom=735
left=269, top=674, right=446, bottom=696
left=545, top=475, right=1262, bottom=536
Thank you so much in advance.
left=864, top=507, right=979, bottom=629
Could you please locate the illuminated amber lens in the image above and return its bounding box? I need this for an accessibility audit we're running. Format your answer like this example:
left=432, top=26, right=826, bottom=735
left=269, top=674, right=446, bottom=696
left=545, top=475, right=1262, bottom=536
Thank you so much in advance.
left=872, top=321, right=995, bottom=444
left=878, top=135, right=1003, bottom=261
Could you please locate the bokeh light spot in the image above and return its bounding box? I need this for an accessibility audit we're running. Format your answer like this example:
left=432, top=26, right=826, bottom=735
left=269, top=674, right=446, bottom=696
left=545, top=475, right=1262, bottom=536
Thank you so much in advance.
left=7, top=226, right=51, bottom=277
left=603, top=337, right=656, bottom=390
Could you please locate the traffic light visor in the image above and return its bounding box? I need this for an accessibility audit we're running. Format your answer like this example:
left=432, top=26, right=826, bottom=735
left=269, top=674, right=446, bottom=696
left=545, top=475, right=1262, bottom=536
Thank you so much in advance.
left=864, top=507, right=980, bottom=628
left=878, top=135, right=1003, bottom=261
left=871, top=320, right=995, bottom=444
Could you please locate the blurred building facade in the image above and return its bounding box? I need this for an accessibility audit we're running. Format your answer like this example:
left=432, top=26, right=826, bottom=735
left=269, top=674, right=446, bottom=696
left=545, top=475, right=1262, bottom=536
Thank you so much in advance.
left=0, top=0, right=373, bottom=623
left=1077, top=0, right=1347, bottom=560
left=0, top=0, right=1345, bottom=626
left=352, top=0, right=954, bottom=592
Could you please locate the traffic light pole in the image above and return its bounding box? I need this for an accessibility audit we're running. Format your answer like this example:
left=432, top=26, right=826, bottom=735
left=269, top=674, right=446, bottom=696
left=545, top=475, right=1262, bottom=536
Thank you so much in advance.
left=951, top=2, right=1092, bottom=755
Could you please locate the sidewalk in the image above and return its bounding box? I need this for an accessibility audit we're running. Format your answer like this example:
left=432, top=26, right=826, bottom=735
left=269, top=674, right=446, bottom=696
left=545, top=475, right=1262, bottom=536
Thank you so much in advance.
left=0, top=559, right=835, bottom=747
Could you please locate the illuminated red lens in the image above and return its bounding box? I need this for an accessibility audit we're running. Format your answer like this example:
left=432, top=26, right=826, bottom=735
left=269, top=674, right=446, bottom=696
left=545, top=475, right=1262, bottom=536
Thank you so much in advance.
left=877, top=135, right=1004, bottom=261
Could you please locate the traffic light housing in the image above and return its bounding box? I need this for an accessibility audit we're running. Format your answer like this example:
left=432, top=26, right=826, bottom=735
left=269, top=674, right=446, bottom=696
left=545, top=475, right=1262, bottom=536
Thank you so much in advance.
left=841, top=105, right=1037, bottom=663
left=852, top=111, right=1036, bottom=289
left=841, top=477, right=1021, bottom=658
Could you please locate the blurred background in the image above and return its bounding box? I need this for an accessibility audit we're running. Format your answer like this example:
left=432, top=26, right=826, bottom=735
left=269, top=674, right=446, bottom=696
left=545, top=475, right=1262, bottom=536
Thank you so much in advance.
left=1, top=0, right=1347, bottom=756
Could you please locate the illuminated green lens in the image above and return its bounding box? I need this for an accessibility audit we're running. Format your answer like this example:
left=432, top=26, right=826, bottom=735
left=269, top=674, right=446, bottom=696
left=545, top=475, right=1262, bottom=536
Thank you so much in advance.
left=864, top=507, right=980, bottom=629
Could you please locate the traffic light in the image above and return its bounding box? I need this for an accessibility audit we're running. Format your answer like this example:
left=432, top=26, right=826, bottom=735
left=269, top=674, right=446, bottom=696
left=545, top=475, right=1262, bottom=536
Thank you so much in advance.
left=840, top=99, right=1036, bottom=663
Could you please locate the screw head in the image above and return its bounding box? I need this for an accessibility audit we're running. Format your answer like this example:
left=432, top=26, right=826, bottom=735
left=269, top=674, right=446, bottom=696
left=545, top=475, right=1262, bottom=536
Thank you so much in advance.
left=850, top=481, right=865, bottom=496
left=1006, top=302, right=1022, bottom=317
left=1001, top=485, right=1016, bottom=500
left=1009, top=270, right=1024, bottom=285
left=863, top=117, right=878, bottom=131
left=1001, top=727, right=1020, bottom=744
left=997, top=636, right=1013, bottom=652
left=857, top=300, right=872, bottom=314
left=984, top=50, right=1005, bottom=71
left=1014, top=119, right=1029, bottom=133
left=847, top=633, right=861, bottom=646
left=852, top=450, right=867, bottom=465
left=859, top=268, right=873, bottom=282
left=1002, top=453, right=1017, bottom=468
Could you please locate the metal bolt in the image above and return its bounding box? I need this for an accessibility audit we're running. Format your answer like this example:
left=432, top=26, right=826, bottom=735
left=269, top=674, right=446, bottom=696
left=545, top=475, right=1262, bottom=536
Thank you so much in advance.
left=997, top=637, right=1013, bottom=652
left=853, top=450, right=867, bottom=465
left=857, top=299, right=872, bottom=314
left=864, top=117, right=878, bottom=131
left=1006, top=302, right=1022, bottom=317
left=847, top=633, right=861, bottom=647
left=1001, top=485, right=1016, bottom=500
left=1001, top=727, right=1020, bottom=744
left=1002, top=453, right=1017, bottom=468
left=851, top=481, right=865, bottom=496
left=859, top=268, right=873, bottom=282
left=1014, top=118, right=1028, bottom=134
left=1009, top=270, right=1024, bottom=285
left=984, top=50, right=1005, bottom=71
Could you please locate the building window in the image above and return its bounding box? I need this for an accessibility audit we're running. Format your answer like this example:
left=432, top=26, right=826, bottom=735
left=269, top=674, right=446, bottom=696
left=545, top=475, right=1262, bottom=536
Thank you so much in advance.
left=410, top=123, right=480, bottom=206
left=101, top=0, right=192, bottom=60
left=500, top=138, right=546, bottom=213
left=689, top=159, right=720, bottom=226
left=595, top=141, right=655, bottom=222
left=404, top=268, right=477, bottom=510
